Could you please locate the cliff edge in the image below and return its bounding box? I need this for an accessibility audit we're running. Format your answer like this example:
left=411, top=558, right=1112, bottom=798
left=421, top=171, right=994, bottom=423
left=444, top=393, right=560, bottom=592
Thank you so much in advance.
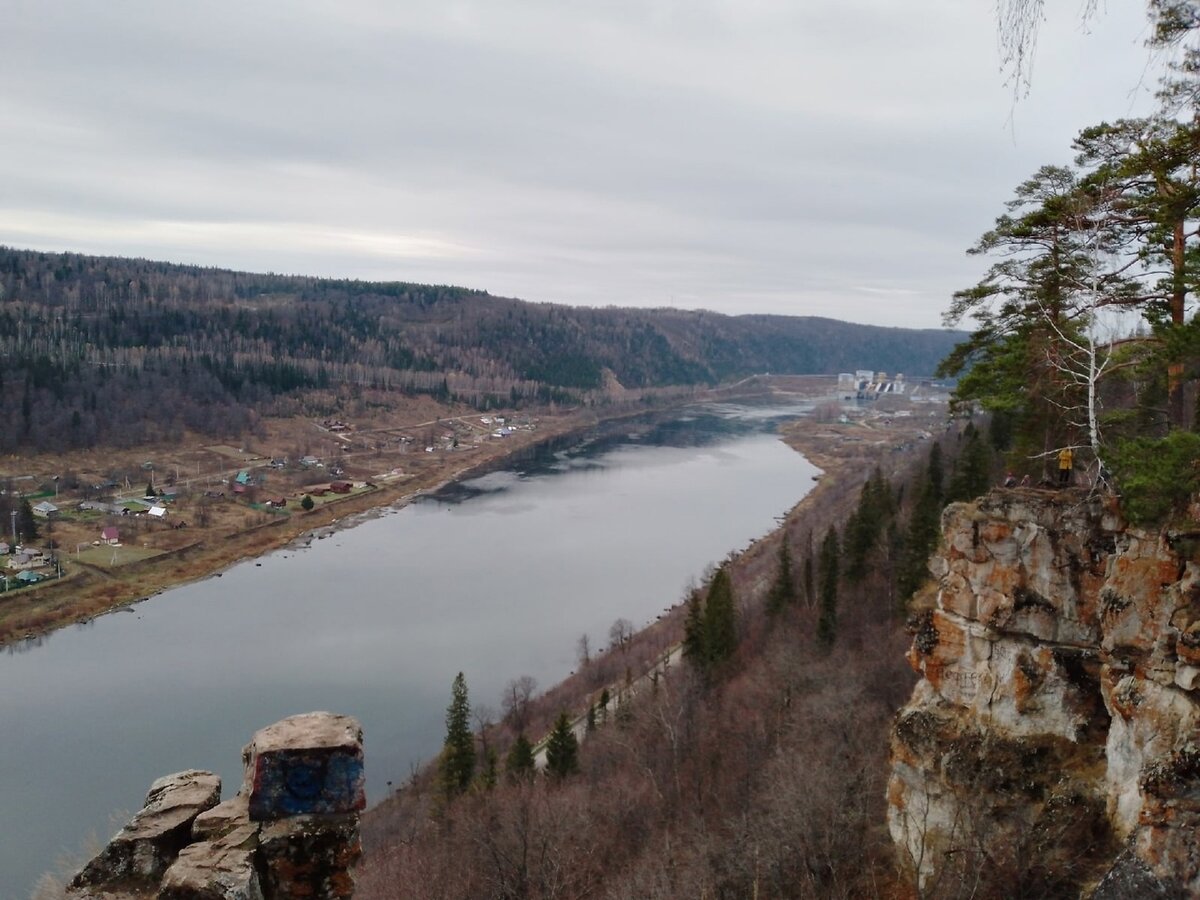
left=889, top=487, right=1200, bottom=896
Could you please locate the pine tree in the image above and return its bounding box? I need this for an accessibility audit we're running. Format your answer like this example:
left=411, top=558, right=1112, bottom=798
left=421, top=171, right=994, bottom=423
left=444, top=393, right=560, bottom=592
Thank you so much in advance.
left=439, top=672, right=475, bottom=798
left=544, top=712, right=580, bottom=779
left=300, top=494, right=314, bottom=511
left=505, top=733, right=536, bottom=781
left=816, top=527, right=840, bottom=648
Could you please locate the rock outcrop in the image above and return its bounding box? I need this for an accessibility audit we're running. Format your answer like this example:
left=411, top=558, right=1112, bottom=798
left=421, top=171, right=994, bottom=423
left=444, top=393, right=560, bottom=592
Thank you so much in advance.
left=68, top=712, right=364, bottom=900
left=889, top=488, right=1200, bottom=895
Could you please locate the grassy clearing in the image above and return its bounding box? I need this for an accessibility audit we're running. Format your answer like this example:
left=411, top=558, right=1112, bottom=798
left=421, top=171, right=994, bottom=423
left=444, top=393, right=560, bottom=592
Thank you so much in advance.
left=204, top=444, right=259, bottom=461
left=302, top=485, right=378, bottom=509
left=75, top=545, right=166, bottom=568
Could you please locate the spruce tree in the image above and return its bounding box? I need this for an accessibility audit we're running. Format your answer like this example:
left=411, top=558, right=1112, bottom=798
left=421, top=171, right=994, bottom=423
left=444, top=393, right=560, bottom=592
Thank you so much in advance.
left=816, top=527, right=840, bottom=648
left=682, top=589, right=705, bottom=665
left=927, top=441, right=944, bottom=501
left=683, top=566, right=738, bottom=676
left=947, top=428, right=992, bottom=502
left=845, top=469, right=895, bottom=582
left=479, top=747, right=498, bottom=790
left=899, top=445, right=948, bottom=606
left=702, top=565, right=737, bottom=667
left=802, top=529, right=815, bottom=608
left=505, top=733, right=536, bottom=781
left=766, top=541, right=797, bottom=615
left=439, top=672, right=475, bottom=798
left=17, top=499, right=38, bottom=542
left=544, top=712, right=580, bottom=779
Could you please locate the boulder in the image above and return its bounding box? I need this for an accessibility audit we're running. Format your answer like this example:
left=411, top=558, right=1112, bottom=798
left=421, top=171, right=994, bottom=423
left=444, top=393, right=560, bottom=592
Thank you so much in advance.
left=71, top=770, right=221, bottom=890
left=192, top=795, right=251, bottom=843
left=244, top=712, right=365, bottom=821
left=159, top=824, right=262, bottom=900
left=68, top=713, right=364, bottom=900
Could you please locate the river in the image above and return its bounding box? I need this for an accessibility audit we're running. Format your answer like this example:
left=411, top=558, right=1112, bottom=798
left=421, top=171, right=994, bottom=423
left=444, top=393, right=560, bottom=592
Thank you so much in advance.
left=0, top=399, right=821, bottom=897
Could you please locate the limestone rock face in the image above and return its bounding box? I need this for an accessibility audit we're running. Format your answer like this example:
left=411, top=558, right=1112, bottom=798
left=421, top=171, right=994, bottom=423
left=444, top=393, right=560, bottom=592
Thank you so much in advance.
left=71, top=770, right=222, bottom=890
left=888, top=488, right=1200, bottom=895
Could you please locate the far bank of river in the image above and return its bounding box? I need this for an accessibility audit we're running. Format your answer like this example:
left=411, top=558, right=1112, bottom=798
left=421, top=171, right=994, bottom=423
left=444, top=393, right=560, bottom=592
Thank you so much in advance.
left=0, top=398, right=822, bottom=898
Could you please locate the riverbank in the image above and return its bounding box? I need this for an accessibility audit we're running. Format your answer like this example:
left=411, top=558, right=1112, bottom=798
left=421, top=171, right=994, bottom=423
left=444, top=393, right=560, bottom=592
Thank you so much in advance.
left=0, top=380, right=806, bottom=648
left=9, top=386, right=843, bottom=900
left=355, top=396, right=945, bottom=897
left=0, top=408, right=603, bottom=647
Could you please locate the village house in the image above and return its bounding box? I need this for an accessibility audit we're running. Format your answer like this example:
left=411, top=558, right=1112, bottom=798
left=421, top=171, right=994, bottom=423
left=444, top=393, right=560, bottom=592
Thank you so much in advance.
left=32, top=500, right=58, bottom=518
left=8, top=551, right=43, bottom=571
left=101, top=526, right=120, bottom=545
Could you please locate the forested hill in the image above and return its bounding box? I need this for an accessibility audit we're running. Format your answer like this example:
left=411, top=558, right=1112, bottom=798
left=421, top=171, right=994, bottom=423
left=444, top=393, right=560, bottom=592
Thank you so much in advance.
left=0, top=247, right=960, bottom=451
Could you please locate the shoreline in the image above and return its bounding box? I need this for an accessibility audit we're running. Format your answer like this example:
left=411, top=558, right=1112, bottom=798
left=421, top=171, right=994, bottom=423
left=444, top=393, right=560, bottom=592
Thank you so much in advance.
left=0, top=409, right=605, bottom=648
left=1, top=385, right=788, bottom=649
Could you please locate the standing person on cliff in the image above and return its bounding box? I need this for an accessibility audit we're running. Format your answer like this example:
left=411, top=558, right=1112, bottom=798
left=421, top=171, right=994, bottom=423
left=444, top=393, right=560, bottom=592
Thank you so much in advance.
left=1058, top=446, right=1074, bottom=485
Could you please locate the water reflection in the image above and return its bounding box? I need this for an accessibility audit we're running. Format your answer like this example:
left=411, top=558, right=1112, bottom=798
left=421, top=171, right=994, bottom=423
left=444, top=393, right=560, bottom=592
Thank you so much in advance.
left=437, top=402, right=790, bottom=506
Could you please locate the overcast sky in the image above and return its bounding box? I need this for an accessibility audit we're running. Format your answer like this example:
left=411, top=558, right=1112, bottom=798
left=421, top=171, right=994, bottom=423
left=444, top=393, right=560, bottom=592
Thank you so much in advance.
left=2, top=1, right=1164, bottom=328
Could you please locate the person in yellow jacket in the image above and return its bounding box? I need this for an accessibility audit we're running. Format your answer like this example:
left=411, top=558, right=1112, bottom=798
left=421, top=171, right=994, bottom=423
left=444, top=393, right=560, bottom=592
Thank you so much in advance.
left=1058, top=446, right=1073, bottom=485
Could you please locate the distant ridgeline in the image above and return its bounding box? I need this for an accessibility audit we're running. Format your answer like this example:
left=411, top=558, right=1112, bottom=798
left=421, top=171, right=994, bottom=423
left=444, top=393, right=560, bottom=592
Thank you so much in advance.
left=0, top=247, right=961, bottom=451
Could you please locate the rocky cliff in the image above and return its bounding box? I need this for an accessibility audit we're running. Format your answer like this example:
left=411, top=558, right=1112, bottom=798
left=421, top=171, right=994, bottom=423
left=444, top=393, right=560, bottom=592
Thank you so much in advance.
left=889, top=487, right=1200, bottom=897
left=67, top=711, right=365, bottom=900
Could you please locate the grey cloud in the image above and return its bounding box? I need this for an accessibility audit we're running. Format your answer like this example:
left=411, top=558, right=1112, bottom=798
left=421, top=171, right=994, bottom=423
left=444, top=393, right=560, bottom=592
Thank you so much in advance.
left=0, top=0, right=1163, bottom=328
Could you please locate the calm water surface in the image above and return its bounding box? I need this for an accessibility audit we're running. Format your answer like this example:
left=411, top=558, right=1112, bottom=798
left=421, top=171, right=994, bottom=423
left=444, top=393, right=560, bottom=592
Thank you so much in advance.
left=0, top=400, right=819, bottom=897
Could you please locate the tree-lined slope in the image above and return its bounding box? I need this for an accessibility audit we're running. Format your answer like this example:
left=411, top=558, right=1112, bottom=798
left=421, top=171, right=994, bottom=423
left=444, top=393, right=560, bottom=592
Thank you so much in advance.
left=0, top=247, right=959, bottom=451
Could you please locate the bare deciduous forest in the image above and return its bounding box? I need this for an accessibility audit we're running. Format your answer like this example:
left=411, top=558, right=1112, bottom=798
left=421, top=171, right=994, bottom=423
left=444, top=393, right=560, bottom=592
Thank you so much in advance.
left=0, top=247, right=960, bottom=453
left=356, top=424, right=999, bottom=899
